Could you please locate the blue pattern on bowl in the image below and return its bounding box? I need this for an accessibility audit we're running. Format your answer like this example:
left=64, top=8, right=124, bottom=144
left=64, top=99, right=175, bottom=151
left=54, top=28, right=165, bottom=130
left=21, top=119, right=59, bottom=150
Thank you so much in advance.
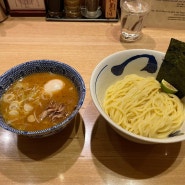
left=111, top=54, right=158, bottom=76
left=94, top=54, right=158, bottom=102
left=0, top=60, right=86, bottom=137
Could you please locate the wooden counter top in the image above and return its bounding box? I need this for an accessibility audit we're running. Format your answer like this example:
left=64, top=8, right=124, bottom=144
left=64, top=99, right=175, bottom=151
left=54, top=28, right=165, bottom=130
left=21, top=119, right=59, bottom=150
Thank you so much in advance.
left=0, top=17, right=185, bottom=185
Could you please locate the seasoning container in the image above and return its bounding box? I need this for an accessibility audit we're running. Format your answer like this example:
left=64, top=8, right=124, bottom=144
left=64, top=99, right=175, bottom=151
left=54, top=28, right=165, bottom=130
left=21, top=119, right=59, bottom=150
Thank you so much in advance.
left=46, top=0, right=64, bottom=18
left=83, top=0, right=101, bottom=18
left=64, top=0, right=81, bottom=18
left=104, top=0, right=118, bottom=19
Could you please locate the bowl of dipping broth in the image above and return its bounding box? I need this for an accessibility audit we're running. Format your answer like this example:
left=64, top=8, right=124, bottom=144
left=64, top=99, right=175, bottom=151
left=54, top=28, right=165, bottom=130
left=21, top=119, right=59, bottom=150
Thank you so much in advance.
left=90, top=49, right=185, bottom=144
left=0, top=60, right=86, bottom=137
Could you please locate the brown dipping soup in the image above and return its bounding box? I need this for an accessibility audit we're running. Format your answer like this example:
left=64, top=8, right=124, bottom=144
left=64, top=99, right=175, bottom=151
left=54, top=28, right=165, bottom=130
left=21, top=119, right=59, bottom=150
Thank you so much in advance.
left=0, top=72, right=79, bottom=131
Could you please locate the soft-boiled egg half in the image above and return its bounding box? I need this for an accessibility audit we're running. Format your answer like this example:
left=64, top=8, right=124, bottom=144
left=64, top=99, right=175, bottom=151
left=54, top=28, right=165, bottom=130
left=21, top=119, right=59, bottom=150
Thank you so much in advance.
left=44, top=79, right=65, bottom=94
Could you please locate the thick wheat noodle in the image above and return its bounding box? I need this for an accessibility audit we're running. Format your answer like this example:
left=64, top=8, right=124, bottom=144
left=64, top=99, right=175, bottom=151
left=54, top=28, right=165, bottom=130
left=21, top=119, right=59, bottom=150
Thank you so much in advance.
left=103, top=74, right=185, bottom=138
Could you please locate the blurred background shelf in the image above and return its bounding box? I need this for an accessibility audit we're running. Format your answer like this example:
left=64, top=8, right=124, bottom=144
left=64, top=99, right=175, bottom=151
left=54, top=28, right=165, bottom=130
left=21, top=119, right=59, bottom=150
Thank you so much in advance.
left=46, top=12, right=119, bottom=22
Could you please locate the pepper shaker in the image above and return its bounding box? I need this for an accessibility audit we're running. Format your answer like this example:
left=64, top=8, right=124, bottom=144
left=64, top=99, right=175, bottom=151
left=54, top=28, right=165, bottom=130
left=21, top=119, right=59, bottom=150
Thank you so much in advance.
left=83, top=0, right=101, bottom=18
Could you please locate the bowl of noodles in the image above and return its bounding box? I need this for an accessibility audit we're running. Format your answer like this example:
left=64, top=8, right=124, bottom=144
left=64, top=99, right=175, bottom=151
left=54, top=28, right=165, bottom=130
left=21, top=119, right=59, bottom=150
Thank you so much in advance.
left=90, top=49, right=185, bottom=144
left=0, top=60, right=86, bottom=138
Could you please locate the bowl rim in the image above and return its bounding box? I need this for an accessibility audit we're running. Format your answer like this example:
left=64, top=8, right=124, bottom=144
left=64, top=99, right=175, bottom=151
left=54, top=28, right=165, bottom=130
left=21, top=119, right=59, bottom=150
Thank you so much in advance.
left=90, top=49, right=185, bottom=144
left=0, top=59, right=86, bottom=136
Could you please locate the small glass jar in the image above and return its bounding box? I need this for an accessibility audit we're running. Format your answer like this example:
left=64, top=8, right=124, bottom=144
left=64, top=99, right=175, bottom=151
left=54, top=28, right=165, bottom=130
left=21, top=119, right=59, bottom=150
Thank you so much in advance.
left=64, top=0, right=81, bottom=18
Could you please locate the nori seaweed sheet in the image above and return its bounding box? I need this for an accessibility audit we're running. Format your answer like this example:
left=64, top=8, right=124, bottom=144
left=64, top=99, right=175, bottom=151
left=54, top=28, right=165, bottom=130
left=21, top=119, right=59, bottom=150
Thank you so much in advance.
left=156, top=38, right=185, bottom=98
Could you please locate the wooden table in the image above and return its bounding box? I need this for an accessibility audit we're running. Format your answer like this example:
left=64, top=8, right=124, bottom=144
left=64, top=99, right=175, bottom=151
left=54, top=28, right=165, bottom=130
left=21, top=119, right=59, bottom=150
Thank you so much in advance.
left=0, top=17, right=185, bottom=185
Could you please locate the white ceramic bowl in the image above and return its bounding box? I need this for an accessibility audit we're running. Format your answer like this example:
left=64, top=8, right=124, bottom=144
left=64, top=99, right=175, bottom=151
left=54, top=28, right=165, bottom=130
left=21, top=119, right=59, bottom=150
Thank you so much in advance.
left=90, top=49, right=185, bottom=144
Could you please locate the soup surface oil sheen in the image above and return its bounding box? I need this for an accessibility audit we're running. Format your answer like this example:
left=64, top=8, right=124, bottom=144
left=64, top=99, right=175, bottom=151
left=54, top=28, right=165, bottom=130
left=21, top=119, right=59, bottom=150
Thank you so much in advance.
left=0, top=73, right=79, bottom=131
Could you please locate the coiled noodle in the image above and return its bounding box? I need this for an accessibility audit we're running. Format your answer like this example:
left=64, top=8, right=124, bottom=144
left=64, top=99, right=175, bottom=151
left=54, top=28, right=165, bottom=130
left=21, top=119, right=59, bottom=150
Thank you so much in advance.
left=103, top=74, right=185, bottom=138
